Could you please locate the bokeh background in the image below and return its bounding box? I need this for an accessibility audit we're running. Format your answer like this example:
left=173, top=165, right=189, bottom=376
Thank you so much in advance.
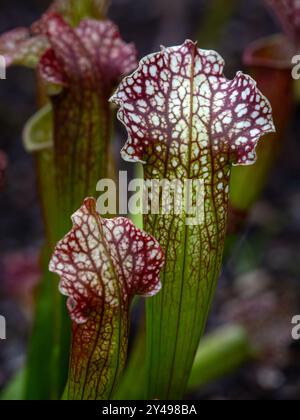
left=0, top=0, right=299, bottom=400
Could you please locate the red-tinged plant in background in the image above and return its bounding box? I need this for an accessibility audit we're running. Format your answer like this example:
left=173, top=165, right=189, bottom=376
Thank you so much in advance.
left=31, top=14, right=136, bottom=400
left=36, top=13, right=137, bottom=231
left=1, top=250, right=41, bottom=308
left=0, top=27, right=47, bottom=68
left=111, top=40, right=275, bottom=398
left=49, top=198, right=164, bottom=400
left=0, top=151, right=7, bottom=190
left=0, top=8, right=137, bottom=249
left=0, top=0, right=111, bottom=103
left=0, top=0, right=109, bottom=61
left=265, top=0, right=300, bottom=45
left=0, top=4, right=137, bottom=400
left=0, top=0, right=110, bottom=67
left=228, top=0, right=300, bottom=231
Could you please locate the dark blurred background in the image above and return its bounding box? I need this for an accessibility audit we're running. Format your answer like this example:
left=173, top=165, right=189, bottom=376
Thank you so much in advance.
left=0, top=0, right=299, bottom=400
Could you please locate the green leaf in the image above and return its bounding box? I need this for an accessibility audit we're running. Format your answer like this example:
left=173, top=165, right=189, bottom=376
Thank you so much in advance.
left=112, top=40, right=275, bottom=399
left=51, top=0, right=110, bottom=26
left=23, top=104, right=53, bottom=152
left=196, top=0, right=238, bottom=49
left=114, top=324, right=254, bottom=399
left=0, top=368, right=26, bottom=401
left=22, top=105, right=69, bottom=400
left=187, top=325, right=254, bottom=391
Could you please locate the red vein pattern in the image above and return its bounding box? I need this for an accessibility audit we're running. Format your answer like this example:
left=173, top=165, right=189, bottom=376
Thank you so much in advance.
left=49, top=198, right=164, bottom=400
left=111, top=40, right=275, bottom=398
left=36, top=13, right=137, bottom=232
left=265, top=0, right=300, bottom=45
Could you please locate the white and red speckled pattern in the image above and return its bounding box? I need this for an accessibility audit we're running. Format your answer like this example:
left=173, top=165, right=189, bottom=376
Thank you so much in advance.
left=49, top=198, right=164, bottom=324
left=111, top=40, right=275, bottom=168
left=0, top=27, right=47, bottom=68
left=38, top=14, right=137, bottom=89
